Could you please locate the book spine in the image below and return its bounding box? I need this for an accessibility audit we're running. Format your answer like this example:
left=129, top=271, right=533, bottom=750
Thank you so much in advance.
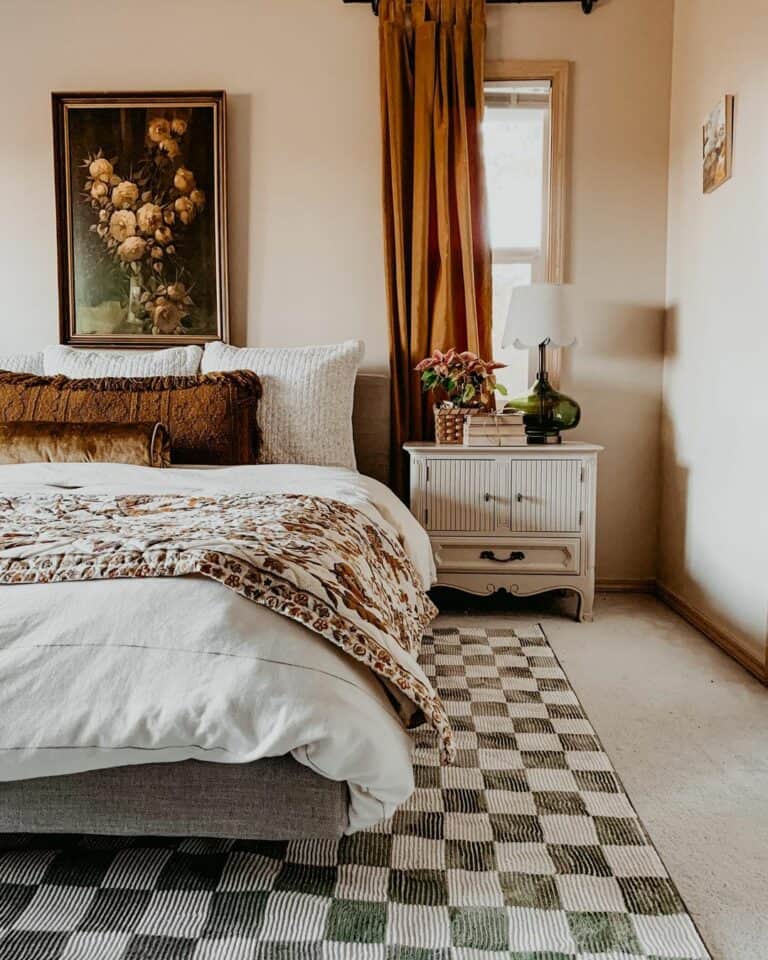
left=466, top=418, right=525, bottom=425
left=464, top=437, right=528, bottom=447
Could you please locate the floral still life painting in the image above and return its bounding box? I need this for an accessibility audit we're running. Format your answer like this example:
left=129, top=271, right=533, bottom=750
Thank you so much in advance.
left=53, top=92, right=228, bottom=346
left=703, top=95, right=734, bottom=195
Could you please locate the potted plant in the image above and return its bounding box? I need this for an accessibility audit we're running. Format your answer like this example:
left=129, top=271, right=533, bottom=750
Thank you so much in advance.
left=416, top=349, right=507, bottom=444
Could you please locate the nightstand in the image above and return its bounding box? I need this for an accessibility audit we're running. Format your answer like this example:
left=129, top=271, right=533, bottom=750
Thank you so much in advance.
left=404, top=442, right=603, bottom=622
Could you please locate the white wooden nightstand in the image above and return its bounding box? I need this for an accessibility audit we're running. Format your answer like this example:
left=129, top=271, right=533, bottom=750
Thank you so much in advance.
left=405, top=442, right=603, bottom=622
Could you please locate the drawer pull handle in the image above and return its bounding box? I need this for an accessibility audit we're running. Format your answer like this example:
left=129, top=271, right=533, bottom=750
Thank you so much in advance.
left=480, top=550, right=526, bottom=563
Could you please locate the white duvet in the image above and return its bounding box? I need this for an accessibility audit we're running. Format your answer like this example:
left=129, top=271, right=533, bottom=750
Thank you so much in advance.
left=0, top=463, right=437, bottom=833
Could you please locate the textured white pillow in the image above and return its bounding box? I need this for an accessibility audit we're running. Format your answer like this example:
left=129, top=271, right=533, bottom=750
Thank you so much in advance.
left=43, top=344, right=203, bottom=378
left=0, top=352, right=44, bottom=374
left=202, top=340, right=364, bottom=469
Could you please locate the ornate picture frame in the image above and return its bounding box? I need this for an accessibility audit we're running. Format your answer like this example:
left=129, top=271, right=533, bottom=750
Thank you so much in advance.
left=52, top=91, right=229, bottom=347
left=702, top=94, right=734, bottom=195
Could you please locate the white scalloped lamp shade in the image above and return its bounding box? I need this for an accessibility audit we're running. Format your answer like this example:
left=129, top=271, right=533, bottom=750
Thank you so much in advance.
left=502, top=283, right=577, bottom=350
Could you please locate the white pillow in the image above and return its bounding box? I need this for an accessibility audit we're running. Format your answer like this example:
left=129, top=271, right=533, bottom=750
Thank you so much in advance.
left=43, top=344, right=203, bottom=378
left=0, top=352, right=44, bottom=374
left=202, top=340, right=364, bottom=469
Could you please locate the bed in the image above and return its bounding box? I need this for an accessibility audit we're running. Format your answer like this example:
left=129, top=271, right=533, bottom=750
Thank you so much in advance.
left=0, top=373, right=444, bottom=840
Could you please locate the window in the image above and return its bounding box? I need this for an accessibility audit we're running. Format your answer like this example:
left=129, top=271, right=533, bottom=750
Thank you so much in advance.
left=483, top=62, right=569, bottom=395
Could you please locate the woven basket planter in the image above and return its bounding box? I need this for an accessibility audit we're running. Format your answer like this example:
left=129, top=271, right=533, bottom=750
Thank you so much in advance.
left=434, top=405, right=468, bottom=445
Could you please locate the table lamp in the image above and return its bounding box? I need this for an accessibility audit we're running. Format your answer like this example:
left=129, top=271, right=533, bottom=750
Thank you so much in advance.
left=502, top=283, right=581, bottom=444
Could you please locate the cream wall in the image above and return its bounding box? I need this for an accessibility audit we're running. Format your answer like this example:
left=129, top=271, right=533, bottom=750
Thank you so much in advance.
left=0, top=0, right=388, bottom=364
left=488, top=0, right=674, bottom=581
left=0, top=0, right=674, bottom=581
left=661, top=0, right=768, bottom=668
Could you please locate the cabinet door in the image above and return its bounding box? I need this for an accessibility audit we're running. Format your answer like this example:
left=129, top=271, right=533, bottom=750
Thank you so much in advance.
left=509, top=459, right=582, bottom=532
left=425, top=458, right=495, bottom=532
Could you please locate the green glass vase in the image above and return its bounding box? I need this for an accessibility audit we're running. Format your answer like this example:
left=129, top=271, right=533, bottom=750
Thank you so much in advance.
left=506, top=373, right=581, bottom=444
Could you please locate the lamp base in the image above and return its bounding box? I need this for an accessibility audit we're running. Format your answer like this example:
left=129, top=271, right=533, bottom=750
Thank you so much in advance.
left=525, top=430, right=563, bottom=445
left=505, top=374, right=581, bottom=445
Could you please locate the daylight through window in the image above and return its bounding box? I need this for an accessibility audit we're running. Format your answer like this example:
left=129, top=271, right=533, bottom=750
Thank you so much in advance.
left=483, top=79, right=552, bottom=397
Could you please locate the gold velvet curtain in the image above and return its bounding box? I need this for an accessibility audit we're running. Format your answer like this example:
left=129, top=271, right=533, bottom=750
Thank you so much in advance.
left=380, top=0, right=492, bottom=493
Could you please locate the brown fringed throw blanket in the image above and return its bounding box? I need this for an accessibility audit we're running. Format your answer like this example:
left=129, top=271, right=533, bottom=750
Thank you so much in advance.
left=0, top=492, right=453, bottom=762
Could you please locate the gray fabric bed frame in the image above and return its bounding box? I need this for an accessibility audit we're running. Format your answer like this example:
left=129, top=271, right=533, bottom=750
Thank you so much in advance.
left=1, top=374, right=391, bottom=841
left=0, top=758, right=349, bottom=840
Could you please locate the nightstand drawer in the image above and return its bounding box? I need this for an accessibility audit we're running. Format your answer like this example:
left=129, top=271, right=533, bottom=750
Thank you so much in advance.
left=432, top=537, right=581, bottom=575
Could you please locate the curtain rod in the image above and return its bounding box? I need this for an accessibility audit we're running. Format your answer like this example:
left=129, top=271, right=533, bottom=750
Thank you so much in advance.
left=344, top=0, right=595, bottom=15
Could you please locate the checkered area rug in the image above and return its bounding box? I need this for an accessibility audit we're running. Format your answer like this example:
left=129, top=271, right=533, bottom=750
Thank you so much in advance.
left=0, top=624, right=710, bottom=959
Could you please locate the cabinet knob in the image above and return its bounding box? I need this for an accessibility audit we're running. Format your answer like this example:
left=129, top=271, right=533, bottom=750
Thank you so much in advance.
left=484, top=493, right=491, bottom=502
left=516, top=493, right=523, bottom=503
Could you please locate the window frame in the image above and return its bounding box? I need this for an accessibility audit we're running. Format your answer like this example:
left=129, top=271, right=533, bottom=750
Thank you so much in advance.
left=484, top=60, right=570, bottom=386
left=485, top=59, right=570, bottom=284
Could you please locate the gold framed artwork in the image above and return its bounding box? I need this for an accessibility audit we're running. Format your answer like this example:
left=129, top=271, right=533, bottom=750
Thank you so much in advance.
left=702, top=95, right=734, bottom=195
left=52, top=91, right=229, bottom=347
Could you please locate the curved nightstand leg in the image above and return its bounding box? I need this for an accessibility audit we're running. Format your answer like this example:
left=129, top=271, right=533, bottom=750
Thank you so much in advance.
left=576, top=589, right=595, bottom=623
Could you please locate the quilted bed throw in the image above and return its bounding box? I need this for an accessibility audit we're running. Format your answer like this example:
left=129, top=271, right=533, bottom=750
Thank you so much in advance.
left=0, top=492, right=452, bottom=762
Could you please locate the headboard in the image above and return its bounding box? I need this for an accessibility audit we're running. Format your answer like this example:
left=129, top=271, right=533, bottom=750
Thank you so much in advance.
left=353, top=373, right=390, bottom=486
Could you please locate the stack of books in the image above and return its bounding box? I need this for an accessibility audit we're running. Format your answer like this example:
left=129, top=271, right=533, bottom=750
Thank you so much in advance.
left=463, top=412, right=527, bottom=447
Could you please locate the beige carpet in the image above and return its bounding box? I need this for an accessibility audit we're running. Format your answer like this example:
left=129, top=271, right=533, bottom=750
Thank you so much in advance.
left=435, top=593, right=768, bottom=960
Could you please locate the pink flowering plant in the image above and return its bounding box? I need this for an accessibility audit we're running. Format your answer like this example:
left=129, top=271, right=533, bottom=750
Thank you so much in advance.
left=416, top=349, right=507, bottom=408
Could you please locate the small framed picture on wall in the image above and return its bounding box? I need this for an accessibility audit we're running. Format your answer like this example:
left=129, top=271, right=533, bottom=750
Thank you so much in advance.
left=702, top=95, right=734, bottom=195
left=52, top=91, right=229, bottom=347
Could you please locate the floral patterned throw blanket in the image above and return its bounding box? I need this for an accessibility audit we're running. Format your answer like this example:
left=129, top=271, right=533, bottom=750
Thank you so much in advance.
left=0, top=492, right=453, bottom=763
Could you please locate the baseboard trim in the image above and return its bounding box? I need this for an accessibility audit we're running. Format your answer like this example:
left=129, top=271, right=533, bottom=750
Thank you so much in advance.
left=656, top=583, right=767, bottom=684
left=596, top=578, right=656, bottom=594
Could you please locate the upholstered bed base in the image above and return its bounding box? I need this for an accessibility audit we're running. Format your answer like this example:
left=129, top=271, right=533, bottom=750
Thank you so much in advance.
left=0, top=757, right=350, bottom=840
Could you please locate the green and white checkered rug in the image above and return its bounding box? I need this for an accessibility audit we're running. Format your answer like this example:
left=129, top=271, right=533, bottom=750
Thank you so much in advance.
left=0, top=625, right=710, bottom=959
